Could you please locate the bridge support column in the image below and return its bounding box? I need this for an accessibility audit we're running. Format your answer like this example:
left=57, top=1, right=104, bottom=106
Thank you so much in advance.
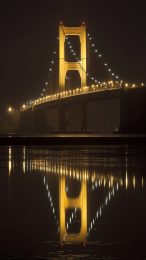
left=59, top=103, right=65, bottom=131
left=19, top=108, right=34, bottom=133
left=81, top=102, right=87, bottom=131
left=33, top=109, right=48, bottom=133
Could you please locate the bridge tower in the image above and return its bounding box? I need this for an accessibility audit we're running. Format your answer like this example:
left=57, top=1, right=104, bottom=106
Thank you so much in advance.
left=59, top=23, right=86, bottom=89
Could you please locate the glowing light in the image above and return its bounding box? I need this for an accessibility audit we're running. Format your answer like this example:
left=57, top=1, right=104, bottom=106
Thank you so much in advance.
left=142, top=177, right=144, bottom=188
left=22, top=104, right=26, bottom=109
left=133, top=176, right=136, bottom=189
left=8, top=146, right=12, bottom=176
left=8, top=107, right=13, bottom=112
left=125, top=172, right=128, bottom=189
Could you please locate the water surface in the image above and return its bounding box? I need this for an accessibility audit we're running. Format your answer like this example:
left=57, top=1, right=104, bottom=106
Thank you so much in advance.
left=0, top=145, right=146, bottom=259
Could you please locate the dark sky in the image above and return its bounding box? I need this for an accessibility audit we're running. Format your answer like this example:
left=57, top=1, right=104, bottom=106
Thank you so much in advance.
left=0, top=0, right=146, bottom=109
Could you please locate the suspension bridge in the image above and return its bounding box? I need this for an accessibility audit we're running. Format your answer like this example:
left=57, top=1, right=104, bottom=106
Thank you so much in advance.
left=19, top=23, right=146, bottom=134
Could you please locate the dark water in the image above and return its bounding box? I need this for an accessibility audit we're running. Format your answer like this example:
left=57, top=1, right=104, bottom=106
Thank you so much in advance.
left=0, top=145, right=146, bottom=259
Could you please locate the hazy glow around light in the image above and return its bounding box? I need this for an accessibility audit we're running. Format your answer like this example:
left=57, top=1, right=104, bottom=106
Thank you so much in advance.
left=8, top=107, right=13, bottom=112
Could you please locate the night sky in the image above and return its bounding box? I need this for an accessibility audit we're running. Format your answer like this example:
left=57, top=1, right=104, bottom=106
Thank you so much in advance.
left=0, top=0, right=146, bottom=109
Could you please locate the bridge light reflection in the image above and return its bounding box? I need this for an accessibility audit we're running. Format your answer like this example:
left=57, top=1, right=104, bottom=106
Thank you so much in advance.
left=8, top=146, right=12, bottom=176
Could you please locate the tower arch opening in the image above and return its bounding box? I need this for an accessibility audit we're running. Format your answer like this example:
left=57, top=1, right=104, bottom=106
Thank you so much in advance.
left=65, top=70, right=81, bottom=90
left=65, top=35, right=81, bottom=62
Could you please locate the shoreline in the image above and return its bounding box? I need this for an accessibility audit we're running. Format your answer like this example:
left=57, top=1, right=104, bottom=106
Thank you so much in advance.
left=0, top=134, right=146, bottom=145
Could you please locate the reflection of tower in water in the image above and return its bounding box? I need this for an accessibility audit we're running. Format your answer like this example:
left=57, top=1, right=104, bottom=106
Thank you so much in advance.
left=59, top=176, right=87, bottom=242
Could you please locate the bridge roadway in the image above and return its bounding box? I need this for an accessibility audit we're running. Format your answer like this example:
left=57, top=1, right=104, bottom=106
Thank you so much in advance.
left=19, top=85, right=146, bottom=134
left=23, top=84, right=120, bottom=110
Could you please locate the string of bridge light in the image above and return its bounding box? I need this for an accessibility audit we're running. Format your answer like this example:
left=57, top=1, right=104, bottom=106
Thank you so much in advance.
left=43, top=175, right=60, bottom=233
left=66, top=184, right=117, bottom=233
left=90, top=178, right=119, bottom=191
left=40, top=49, right=57, bottom=97
left=66, top=208, right=77, bottom=232
left=87, top=32, right=120, bottom=81
left=60, top=24, right=99, bottom=85
left=31, top=28, right=143, bottom=102
left=88, top=184, right=118, bottom=235
left=32, top=159, right=144, bottom=189
left=67, top=182, right=117, bottom=234
left=66, top=36, right=100, bottom=84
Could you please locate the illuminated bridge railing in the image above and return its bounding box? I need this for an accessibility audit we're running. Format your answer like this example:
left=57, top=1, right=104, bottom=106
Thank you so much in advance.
left=21, top=81, right=145, bottom=111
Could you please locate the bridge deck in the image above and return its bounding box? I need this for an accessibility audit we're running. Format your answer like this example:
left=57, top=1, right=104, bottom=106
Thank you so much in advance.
left=21, top=82, right=144, bottom=111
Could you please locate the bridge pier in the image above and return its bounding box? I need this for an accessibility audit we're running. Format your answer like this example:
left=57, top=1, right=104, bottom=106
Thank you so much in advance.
left=59, top=103, right=65, bottom=131
left=20, top=88, right=146, bottom=135
left=119, top=87, right=146, bottom=133
left=20, top=90, right=121, bottom=134
left=19, top=108, right=34, bottom=133
left=33, top=109, right=48, bottom=133
left=58, top=102, right=87, bottom=132
left=81, top=102, right=87, bottom=131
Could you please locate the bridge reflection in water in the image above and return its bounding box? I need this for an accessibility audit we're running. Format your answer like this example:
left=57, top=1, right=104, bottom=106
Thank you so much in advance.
left=8, top=146, right=145, bottom=244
